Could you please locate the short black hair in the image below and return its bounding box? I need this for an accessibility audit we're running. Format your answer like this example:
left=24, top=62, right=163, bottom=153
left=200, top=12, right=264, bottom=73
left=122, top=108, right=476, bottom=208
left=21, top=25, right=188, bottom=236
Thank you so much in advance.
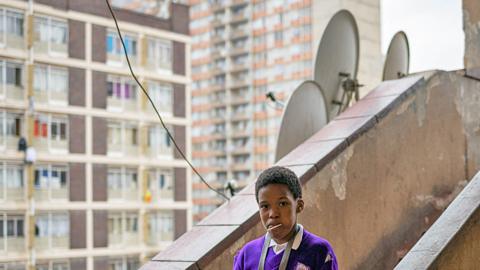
left=255, top=166, right=302, bottom=202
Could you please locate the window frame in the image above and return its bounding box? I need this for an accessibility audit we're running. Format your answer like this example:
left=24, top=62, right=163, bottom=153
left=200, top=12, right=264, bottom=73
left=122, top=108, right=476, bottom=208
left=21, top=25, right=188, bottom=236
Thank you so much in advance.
left=33, top=15, right=68, bottom=57
left=34, top=164, right=69, bottom=201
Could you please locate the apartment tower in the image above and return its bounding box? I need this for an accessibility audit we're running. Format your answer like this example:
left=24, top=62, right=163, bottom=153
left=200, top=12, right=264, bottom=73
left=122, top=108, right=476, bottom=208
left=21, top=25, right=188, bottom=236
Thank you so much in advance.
left=0, top=0, right=191, bottom=269
left=190, top=0, right=381, bottom=222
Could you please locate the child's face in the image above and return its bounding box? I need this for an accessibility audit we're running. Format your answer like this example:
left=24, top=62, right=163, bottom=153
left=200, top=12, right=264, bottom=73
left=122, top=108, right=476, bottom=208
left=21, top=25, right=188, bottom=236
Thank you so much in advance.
left=257, top=183, right=304, bottom=244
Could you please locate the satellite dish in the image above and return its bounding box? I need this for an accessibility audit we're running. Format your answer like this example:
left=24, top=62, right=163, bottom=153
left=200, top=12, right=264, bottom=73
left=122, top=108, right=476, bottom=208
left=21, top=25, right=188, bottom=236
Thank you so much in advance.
left=314, top=9, right=360, bottom=120
left=382, top=31, right=410, bottom=81
left=275, top=81, right=328, bottom=162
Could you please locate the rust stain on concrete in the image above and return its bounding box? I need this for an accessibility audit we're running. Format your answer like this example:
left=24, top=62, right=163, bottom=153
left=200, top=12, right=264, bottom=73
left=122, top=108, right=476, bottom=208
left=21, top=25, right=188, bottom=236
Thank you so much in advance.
left=413, top=180, right=468, bottom=211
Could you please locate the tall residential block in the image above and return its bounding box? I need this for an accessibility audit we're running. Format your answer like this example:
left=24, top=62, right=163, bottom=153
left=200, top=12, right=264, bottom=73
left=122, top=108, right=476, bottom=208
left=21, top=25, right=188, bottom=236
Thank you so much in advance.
left=190, top=0, right=381, bottom=222
left=0, top=1, right=191, bottom=270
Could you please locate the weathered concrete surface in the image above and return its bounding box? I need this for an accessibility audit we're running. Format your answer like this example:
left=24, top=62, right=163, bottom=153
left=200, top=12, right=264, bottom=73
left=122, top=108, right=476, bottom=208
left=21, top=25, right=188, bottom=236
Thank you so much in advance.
left=140, top=71, right=480, bottom=270
left=463, top=0, right=480, bottom=68
left=395, top=171, right=480, bottom=269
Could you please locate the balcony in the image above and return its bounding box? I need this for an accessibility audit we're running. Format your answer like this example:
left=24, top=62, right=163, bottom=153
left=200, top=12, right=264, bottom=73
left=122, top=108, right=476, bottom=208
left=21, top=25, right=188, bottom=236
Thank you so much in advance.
left=229, top=79, right=249, bottom=89
left=1, top=187, right=23, bottom=202
left=211, top=2, right=225, bottom=11
left=107, top=97, right=139, bottom=113
left=147, top=145, right=172, bottom=159
left=230, top=0, right=248, bottom=7
left=107, top=53, right=138, bottom=68
left=108, top=143, right=139, bottom=157
left=230, top=29, right=248, bottom=40
left=210, top=82, right=226, bottom=92
left=35, top=41, right=67, bottom=56
left=109, top=232, right=139, bottom=247
left=108, top=188, right=138, bottom=201
left=33, top=138, right=68, bottom=153
left=211, top=18, right=224, bottom=27
left=148, top=229, right=174, bottom=246
left=0, top=135, right=21, bottom=152
left=3, top=237, right=24, bottom=253
left=230, top=62, right=249, bottom=73
left=230, top=142, right=251, bottom=153
left=3, top=84, right=24, bottom=101
left=230, top=93, right=251, bottom=104
left=2, top=33, right=24, bottom=49
left=230, top=11, right=248, bottom=23
left=149, top=188, right=173, bottom=202
left=36, top=236, right=68, bottom=250
left=230, top=45, right=249, bottom=56
left=35, top=90, right=68, bottom=106
left=35, top=187, right=68, bottom=201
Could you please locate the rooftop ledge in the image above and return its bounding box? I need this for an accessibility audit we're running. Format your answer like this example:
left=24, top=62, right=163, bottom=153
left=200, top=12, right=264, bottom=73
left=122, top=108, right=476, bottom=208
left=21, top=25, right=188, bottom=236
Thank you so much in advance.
left=140, top=69, right=480, bottom=269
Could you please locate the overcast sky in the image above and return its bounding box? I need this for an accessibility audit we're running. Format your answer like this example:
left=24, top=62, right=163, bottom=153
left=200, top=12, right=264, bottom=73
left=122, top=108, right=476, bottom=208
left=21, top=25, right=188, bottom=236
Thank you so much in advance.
left=381, top=0, right=464, bottom=72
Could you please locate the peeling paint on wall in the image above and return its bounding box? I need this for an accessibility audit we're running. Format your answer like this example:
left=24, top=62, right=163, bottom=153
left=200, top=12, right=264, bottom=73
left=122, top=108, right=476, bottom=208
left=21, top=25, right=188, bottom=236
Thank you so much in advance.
left=395, top=95, right=414, bottom=116
left=414, top=86, right=428, bottom=127
left=330, top=146, right=354, bottom=200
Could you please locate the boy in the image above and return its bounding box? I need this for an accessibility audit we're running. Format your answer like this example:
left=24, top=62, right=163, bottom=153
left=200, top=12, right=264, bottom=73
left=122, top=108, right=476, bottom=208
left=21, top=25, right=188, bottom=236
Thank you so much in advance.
left=233, top=166, right=338, bottom=270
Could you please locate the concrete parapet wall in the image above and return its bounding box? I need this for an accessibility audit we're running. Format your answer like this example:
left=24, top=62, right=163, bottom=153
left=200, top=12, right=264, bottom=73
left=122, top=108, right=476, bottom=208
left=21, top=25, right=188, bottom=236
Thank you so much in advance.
left=140, top=71, right=480, bottom=270
left=395, top=171, right=480, bottom=269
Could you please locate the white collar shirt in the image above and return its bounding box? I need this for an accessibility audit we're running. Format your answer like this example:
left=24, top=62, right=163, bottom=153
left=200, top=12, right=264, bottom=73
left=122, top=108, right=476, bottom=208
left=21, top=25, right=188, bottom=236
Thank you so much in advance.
left=268, top=224, right=304, bottom=255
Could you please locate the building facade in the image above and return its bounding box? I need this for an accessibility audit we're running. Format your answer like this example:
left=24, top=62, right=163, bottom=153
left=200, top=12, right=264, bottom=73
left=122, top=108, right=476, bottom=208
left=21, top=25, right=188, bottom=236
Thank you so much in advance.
left=189, top=0, right=381, bottom=222
left=0, top=0, right=191, bottom=270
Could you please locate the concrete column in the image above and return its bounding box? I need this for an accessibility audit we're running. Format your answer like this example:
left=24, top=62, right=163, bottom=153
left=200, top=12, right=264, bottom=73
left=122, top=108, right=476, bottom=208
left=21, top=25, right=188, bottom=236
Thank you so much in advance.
left=463, top=0, right=480, bottom=69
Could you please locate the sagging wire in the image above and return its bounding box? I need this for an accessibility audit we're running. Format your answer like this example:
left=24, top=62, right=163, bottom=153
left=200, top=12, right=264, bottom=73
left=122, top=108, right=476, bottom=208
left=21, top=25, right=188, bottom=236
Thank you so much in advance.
left=104, top=0, right=230, bottom=201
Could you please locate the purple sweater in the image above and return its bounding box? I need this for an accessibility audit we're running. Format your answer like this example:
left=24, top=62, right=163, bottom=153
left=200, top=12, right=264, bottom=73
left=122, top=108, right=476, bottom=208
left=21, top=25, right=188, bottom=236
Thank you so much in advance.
left=233, top=229, right=338, bottom=270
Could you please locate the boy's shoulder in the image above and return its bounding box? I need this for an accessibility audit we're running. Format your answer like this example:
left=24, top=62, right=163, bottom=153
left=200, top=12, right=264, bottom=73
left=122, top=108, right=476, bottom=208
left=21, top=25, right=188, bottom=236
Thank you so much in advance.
left=240, top=234, right=266, bottom=252
left=301, top=229, right=335, bottom=253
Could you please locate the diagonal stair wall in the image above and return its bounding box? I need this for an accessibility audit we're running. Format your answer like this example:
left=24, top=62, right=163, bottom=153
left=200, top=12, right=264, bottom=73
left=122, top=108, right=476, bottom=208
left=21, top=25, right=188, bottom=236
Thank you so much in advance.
left=140, top=70, right=480, bottom=270
left=395, top=170, right=480, bottom=269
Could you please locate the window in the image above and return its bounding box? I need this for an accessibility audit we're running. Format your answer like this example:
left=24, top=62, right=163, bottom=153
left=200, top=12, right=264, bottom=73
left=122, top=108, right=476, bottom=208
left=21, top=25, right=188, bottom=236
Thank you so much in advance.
left=148, top=211, right=173, bottom=242
left=0, top=263, right=26, bottom=270
left=34, top=15, right=68, bottom=55
left=0, top=8, right=24, bottom=48
left=107, top=31, right=137, bottom=65
left=148, top=169, right=173, bottom=201
left=148, top=81, right=172, bottom=114
left=0, top=111, right=22, bottom=138
left=34, top=65, right=68, bottom=105
left=108, top=257, right=139, bottom=270
left=0, top=60, right=23, bottom=100
left=35, top=212, right=69, bottom=249
left=106, top=75, right=138, bottom=111
left=0, top=163, right=24, bottom=201
left=108, top=212, right=138, bottom=246
left=148, top=125, right=172, bottom=157
left=107, top=167, right=138, bottom=201
left=35, top=261, right=70, bottom=270
left=33, top=114, right=68, bottom=152
left=34, top=165, right=68, bottom=201
left=108, top=122, right=122, bottom=147
left=0, top=213, right=25, bottom=253
left=107, top=121, right=139, bottom=155
left=50, top=117, right=67, bottom=141
left=147, top=37, right=172, bottom=72
left=0, top=214, right=24, bottom=238
left=0, top=111, right=22, bottom=151
left=34, top=116, right=67, bottom=141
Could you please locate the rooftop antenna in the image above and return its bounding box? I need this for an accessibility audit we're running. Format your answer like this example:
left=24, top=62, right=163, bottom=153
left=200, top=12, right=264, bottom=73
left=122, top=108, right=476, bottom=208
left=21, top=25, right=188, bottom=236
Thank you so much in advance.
left=383, top=31, right=410, bottom=81
left=275, top=81, right=328, bottom=161
left=313, top=9, right=361, bottom=120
